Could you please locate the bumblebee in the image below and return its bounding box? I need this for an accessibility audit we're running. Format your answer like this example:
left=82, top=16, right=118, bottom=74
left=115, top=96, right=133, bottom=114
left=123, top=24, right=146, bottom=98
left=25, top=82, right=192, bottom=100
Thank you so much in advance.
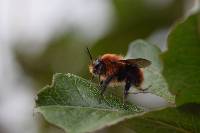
left=87, top=48, right=151, bottom=100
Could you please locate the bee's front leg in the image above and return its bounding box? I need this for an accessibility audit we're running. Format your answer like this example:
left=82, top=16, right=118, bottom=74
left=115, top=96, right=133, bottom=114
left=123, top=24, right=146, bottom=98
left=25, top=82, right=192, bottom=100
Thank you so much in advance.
left=100, top=76, right=113, bottom=95
left=100, top=80, right=103, bottom=86
left=90, top=75, right=94, bottom=82
left=98, top=75, right=101, bottom=85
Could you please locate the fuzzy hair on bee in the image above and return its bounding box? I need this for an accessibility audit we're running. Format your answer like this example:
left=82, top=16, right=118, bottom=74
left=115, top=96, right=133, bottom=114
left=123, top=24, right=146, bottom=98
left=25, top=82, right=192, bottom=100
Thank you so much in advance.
left=86, top=47, right=151, bottom=102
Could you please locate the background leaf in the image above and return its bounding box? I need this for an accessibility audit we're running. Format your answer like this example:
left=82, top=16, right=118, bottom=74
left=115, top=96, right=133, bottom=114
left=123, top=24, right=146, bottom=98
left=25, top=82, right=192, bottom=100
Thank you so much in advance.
left=161, top=12, right=200, bottom=106
left=36, top=73, right=144, bottom=133
left=126, top=40, right=175, bottom=103
left=111, top=106, right=200, bottom=133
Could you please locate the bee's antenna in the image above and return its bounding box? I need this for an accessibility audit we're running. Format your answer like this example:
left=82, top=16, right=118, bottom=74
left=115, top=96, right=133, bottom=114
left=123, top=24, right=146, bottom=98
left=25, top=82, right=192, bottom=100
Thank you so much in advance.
left=86, top=47, right=93, bottom=61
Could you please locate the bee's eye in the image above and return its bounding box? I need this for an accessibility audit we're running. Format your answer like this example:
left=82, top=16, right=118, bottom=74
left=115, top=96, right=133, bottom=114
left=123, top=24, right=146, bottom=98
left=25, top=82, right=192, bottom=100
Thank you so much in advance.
left=94, top=60, right=100, bottom=68
left=93, top=60, right=105, bottom=74
left=95, top=65, right=99, bottom=70
left=93, top=59, right=104, bottom=70
left=94, top=63, right=100, bottom=69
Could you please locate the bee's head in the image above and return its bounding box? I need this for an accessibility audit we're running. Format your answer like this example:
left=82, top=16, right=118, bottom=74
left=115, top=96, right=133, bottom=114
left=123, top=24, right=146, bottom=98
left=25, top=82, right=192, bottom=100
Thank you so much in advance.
left=86, top=47, right=105, bottom=76
left=89, top=59, right=105, bottom=75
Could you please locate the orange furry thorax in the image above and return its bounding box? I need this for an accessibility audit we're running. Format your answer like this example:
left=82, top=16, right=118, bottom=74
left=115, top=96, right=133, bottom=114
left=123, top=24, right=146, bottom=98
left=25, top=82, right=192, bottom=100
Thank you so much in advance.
left=100, top=54, right=123, bottom=76
left=100, top=54, right=123, bottom=62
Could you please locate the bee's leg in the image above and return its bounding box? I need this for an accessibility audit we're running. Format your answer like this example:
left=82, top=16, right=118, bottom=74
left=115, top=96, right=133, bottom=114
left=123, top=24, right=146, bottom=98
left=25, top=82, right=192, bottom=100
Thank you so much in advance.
left=98, top=75, right=101, bottom=85
left=138, top=85, right=152, bottom=92
left=123, top=80, right=131, bottom=104
left=90, top=75, right=94, bottom=82
left=128, top=85, right=151, bottom=94
left=100, top=76, right=113, bottom=95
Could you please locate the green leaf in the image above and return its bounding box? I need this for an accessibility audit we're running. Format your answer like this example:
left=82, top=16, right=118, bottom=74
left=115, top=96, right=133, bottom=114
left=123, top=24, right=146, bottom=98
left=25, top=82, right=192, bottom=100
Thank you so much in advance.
left=126, top=40, right=175, bottom=103
left=112, top=106, right=200, bottom=133
left=36, top=73, right=144, bottom=133
left=161, top=13, right=200, bottom=106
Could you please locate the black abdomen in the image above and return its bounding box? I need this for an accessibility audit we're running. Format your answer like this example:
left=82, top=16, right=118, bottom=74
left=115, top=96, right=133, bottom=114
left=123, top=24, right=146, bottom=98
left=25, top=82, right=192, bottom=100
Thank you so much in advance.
left=117, top=65, right=143, bottom=87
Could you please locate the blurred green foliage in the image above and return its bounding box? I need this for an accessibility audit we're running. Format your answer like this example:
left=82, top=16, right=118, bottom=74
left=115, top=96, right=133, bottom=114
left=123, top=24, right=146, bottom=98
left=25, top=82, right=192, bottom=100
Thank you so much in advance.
left=92, top=0, right=183, bottom=56
left=15, top=0, right=184, bottom=88
left=16, top=34, right=87, bottom=86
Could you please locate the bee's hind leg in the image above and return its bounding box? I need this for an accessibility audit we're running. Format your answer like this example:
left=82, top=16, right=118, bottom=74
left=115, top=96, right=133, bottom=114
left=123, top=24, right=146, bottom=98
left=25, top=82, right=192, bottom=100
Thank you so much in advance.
left=128, top=85, right=152, bottom=94
left=139, top=85, right=152, bottom=92
left=123, top=80, right=131, bottom=104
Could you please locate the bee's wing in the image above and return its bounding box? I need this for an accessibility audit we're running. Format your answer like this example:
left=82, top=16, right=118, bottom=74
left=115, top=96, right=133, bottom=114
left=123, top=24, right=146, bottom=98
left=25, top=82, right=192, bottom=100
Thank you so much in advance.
left=119, top=58, right=151, bottom=68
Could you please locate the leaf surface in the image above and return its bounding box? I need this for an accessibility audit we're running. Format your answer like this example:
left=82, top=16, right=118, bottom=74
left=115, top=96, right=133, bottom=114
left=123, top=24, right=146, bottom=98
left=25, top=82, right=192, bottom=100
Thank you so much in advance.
left=36, top=73, right=143, bottom=133
left=114, top=107, right=200, bottom=133
left=161, top=13, right=200, bottom=105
